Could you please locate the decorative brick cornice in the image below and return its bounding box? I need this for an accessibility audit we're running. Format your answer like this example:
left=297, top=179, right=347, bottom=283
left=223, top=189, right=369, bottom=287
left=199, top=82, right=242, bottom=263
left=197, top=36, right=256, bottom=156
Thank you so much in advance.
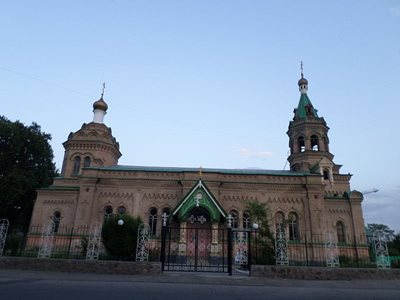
left=43, top=199, right=75, bottom=205
left=266, top=197, right=302, bottom=204
left=221, top=195, right=258, bottom=202
left=98, top=191, right=135, bottom=199
left=143, top=193, right=179, bottom=200
left=328, top=208, right=350, bottom=214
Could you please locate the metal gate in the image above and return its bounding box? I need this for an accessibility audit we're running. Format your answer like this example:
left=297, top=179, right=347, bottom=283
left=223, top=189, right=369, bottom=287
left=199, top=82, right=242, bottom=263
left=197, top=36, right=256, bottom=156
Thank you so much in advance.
left=161, top=225, right=229, bottom=272
left=161, top=225, right=252, bottom=275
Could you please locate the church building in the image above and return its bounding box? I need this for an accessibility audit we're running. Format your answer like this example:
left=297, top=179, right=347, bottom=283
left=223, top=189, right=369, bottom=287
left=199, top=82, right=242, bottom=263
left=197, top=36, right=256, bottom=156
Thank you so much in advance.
left=29, top=72, right=365, bottom=250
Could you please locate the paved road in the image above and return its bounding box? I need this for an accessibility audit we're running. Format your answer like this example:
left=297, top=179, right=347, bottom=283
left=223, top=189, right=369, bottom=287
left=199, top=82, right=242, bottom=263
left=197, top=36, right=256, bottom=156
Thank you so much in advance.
left=0, top=270, right=399, bottom=300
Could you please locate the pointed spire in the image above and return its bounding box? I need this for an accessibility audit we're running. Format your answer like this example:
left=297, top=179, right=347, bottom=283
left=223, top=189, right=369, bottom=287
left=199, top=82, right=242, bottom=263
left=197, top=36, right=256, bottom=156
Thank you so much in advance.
left=93, top=82, right=108, bottom=124
left=294, top=64, right=319, bottom=120
left=301, top=61, right=304, bottom=78
left=298, top=61, right=308, bottom=94
left=101, top=82, right=105, bottom=99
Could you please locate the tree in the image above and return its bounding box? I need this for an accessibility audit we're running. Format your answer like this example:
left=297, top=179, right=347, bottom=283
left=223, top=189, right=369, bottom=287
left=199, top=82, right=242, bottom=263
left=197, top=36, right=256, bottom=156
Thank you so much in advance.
left=366, top=223, right=395, bottom=242
left=388, top=233, right=400, bottom=257
left=101, top=214, right=143, bottom=260
left=0, top=116, right=57, bottom=231
left=246, top=200, right=275, bottom=264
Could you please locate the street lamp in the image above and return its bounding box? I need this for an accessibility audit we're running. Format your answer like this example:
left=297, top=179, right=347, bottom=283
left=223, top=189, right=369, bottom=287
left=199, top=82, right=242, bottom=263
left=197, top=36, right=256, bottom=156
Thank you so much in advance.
left=117, top=219, right=124, bottom=226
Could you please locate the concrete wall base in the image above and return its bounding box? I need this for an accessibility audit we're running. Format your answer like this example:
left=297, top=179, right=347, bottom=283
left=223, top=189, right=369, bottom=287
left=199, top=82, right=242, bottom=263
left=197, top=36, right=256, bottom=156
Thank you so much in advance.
left=0, top=257, right=161, bottom=275
left=251, top=265, right=400, bottom=280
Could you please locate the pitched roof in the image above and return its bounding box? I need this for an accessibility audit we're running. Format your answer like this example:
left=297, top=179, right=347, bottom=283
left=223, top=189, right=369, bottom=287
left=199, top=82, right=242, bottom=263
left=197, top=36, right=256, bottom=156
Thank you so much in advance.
left=295, top=93, right=319, bottom=120
left=172, top=179, right=227, bottom=222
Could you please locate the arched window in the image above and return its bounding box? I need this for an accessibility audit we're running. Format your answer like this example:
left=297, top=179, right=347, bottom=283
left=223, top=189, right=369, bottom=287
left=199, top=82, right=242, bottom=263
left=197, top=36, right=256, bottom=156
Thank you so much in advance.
left=162, top=207, right=171, bottom=225
left=336, top=221, right=346, bottom=243
left=323, top=169, right=330, bottom=180
left=103, top=205, right=113, bottom=220
left=311, top=135, right=319, bottom=151
left=229, top=210, right=239, bottom=228
left=243, top=211, right=250, bottom=229
left=149, top=207, right=158, bottom=235
left=288, top=212, right=299, bottom=240
left=275, top=212, right=285, bottom=234
left=72, top=156, right=81, bottom=175
left=305, top=104, right=313, bottom=116
left=83, top=156, right=91, bottom=167
left=298, top=136, right=305, bottom=152
left=53, top=211, right=61, bottom=233
left=117, top=206, right=126, bottom=215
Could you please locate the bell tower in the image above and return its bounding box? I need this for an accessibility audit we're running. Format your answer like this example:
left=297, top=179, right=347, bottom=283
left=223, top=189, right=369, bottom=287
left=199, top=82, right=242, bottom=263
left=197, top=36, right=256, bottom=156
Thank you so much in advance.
left=287, top=66, right=340, bottom=182
left=60, top=88, right=122, bottom=177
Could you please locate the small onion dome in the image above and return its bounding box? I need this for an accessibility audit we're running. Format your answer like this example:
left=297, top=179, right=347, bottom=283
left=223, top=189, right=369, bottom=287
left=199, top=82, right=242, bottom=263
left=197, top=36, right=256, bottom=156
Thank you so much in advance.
left=93, top=97, right=108, bottom=111
left=298, top=76, right=308, bottom=86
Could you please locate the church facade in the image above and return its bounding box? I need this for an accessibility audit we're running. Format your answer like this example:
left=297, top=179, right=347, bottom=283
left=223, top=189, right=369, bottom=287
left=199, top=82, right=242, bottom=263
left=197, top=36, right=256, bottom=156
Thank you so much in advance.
left=29, top=73, right=366, bottom=253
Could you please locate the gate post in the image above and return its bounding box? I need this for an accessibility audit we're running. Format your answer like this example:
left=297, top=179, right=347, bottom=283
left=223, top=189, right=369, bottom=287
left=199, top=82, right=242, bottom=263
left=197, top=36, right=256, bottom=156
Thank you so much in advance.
left=248, top=229, right=252, bottom=276
left=373, top=230, right=390, bottom=269
left=160, top=212, right=169, bottom=272
left=227, top=214, right=233, bottom=276
left=0, top=219, right=9, bottom=257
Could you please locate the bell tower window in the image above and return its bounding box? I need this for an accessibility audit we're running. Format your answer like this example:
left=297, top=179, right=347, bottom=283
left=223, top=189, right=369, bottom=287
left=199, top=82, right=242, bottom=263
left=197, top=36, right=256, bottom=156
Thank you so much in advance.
left=311, top=135, right=319, bottom=151
left=305, top=104, right=314, bottom=116
left=72, top=156, right=81, bottom=175
left=298, top=136, right=305, bottom=152
left=323, top=169, right=330, bottom=180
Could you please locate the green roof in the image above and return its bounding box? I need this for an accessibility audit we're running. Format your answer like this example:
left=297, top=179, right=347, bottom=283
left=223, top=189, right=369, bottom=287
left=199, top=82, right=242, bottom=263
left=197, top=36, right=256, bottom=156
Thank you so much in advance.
left=172, top=179, right=227, bottom=221
left=95, top=165, right=313, bottom=176
left=40, top=186, right=80, bottom=191
left=295, top=93, right=319, bottom=119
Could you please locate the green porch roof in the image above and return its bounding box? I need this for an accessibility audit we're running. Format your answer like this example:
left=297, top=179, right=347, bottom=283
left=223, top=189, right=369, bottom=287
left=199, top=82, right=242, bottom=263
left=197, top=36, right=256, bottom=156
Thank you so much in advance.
left=172, top=179, right=227, bottom=222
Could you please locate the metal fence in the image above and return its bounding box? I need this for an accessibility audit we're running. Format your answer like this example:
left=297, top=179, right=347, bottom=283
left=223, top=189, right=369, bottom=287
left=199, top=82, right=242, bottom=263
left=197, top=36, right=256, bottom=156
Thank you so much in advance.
left=2, top=225, right=399, bottom=270
left=250, top=232, right=397, bottom=268
left=3, top=225, right=162, bottom=261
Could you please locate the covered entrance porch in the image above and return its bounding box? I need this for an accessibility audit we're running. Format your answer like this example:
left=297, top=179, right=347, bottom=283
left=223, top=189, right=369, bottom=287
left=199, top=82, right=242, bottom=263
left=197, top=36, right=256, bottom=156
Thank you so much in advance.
left=160, top=180, right=250, bottom=274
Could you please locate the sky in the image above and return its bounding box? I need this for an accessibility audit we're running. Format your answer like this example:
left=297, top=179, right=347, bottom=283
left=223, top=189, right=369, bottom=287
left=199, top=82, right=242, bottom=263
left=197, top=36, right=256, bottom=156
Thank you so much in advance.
left=1, top=0, right=399, bottom=230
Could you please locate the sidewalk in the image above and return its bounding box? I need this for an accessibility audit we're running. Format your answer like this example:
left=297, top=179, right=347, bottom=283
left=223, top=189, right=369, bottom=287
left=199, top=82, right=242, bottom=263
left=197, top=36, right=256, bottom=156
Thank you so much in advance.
left=1, top=269, right=400, bottom=290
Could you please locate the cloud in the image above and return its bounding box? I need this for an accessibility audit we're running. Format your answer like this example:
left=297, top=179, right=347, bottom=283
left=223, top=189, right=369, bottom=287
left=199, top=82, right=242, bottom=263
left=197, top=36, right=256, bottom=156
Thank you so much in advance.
left=238, top=147, right=274, bottom=159
left=363, top=185, right=400, bottom=231
left=390, top=6, right=400, bottom=16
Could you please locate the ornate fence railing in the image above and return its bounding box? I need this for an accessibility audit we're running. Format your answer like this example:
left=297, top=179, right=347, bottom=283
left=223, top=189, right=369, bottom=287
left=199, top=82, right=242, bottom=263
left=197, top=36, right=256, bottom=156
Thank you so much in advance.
left=3, top=225, right=162, bottom=261
left=251, top=232, right=386, bottom=268
left=2, top=225, right=399, bottom=270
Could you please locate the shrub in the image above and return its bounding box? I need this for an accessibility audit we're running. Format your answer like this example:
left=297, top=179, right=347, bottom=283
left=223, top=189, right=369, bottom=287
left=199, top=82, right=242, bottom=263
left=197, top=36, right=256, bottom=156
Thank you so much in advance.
left=101, top=214, right=142, bottom=260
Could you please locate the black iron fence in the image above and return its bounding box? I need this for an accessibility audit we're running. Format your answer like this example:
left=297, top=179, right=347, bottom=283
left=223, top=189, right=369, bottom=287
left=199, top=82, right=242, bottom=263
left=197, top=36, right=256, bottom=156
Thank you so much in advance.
left=2, top=225, right=399, bottom=270
left=3, top=225, right=161, bottom=261
left=250, top=232, right=399, bottom=268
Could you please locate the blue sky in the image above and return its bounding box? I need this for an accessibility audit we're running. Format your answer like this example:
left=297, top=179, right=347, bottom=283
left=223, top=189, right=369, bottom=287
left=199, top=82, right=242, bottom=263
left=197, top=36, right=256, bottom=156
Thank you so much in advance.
left=1, top=1, right=399, bottom=230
